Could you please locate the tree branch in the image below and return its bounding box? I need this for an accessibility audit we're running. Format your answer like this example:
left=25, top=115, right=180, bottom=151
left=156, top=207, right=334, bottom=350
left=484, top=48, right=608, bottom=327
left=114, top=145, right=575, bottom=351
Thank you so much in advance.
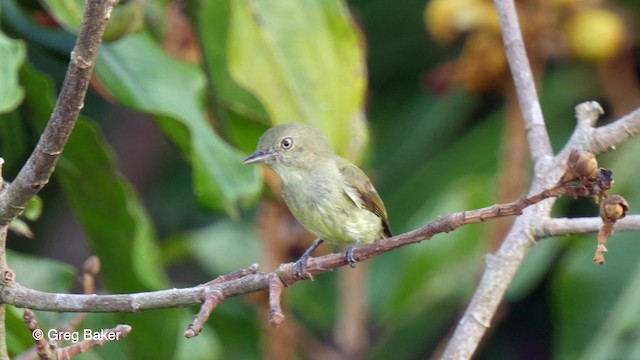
left=0, top=177, right=635, bottom=333
left=0, top=0, right=116, bottom=227
left=496, top=0, right=553, bottom=166
left=537, top=214, right=640, bottom=238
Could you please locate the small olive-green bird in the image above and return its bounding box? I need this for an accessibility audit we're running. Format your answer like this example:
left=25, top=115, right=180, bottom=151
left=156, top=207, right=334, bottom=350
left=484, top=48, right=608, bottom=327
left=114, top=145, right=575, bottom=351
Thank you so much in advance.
left=244, top=123, right=392, bottom=278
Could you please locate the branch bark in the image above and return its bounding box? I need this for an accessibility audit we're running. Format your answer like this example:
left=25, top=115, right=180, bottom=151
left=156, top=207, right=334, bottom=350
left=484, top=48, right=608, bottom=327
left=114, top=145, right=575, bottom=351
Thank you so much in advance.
left=496, top=0, right=553, bottom=166
left=537, top=215, right=640, bottom=238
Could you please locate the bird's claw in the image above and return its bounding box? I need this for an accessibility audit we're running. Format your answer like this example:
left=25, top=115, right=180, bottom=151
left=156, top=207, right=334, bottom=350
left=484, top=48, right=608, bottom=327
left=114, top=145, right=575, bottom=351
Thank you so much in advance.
left=345, top=245, right=358, bottom=268
left=294, top=257, right=312, bottom=280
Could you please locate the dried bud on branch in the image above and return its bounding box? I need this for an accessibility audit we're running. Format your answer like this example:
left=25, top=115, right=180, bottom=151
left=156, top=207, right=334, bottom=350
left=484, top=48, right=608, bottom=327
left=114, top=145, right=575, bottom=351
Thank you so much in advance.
left=600, top=195, right=629, bottom=222
left=562, top=149, right=599, bottom=182
left=595, top=195, right=629, bottom=264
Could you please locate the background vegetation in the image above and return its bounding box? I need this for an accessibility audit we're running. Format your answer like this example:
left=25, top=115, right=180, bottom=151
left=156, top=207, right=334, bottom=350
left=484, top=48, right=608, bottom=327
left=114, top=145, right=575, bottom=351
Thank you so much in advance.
left=1, top=0, right=640, bottom=358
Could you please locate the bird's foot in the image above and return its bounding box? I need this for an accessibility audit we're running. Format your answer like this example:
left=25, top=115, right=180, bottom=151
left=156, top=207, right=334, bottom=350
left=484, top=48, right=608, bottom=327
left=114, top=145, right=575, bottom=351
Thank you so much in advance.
left=345, top=242, right=360, bottom=268
left=294, top=255, right=311, bottom=280
left=294, top=239, right=324, bottom=279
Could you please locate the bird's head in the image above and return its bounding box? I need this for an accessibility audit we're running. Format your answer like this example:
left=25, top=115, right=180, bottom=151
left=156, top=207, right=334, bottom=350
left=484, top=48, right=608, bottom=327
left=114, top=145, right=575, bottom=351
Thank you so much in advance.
left=243, top=123, right=333, bottom=173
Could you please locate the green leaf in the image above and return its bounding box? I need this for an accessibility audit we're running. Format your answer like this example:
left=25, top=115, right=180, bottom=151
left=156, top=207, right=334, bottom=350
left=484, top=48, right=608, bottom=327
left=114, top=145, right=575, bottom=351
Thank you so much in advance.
left=22, top=195, right=42, bottom=221
left=95, top=33, right=262, bottom=216
left=8, top=250, right=76, bottom=291
left=37, top=0, right=145, bottom=41
left=194, top=0, right=270, bottom=153
left=37, top=0, right=84, bottom=31
left=228, top=0, right=369, bottom=161
left=8, top=218, right=32, bottom=238
left=195, top=0, right=269, bottom=121
left=579, top=260, right=640, bottom=360
left=164, top=219, right=262, bottom=276
left=0, top=27, right=26, bottom=114
left=0, top=111, right=28, bottom=174
left=21, top=64, right=180, bottom=360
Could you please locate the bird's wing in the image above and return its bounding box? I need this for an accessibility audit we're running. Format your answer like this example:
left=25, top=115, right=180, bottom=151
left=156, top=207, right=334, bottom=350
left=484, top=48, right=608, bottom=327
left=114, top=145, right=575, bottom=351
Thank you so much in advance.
left=338, top=161, right=393, bottom=237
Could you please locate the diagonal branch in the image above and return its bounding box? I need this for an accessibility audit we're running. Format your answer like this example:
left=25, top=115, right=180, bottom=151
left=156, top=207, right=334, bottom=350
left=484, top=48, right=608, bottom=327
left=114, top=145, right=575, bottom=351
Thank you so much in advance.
left=496, top=0, right=553, bottom=166
left=0, top=177, right=636, bottom=316
left=0, top=0, right=116, bottom=227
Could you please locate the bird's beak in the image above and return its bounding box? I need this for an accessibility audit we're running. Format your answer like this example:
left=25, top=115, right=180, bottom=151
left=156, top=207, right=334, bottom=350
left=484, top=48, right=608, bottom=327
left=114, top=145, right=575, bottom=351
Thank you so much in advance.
left=243, top=150, right=276, bottom=164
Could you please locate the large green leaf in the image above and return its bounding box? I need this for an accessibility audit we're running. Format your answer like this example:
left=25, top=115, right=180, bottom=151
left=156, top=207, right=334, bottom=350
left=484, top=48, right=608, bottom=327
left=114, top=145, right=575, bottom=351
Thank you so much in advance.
left=228, top=0, right=369, bottom=161
left=193, top=0, right=270, bottom=154
left=21, top=64, right=180, bottom=360
left=95, top=33, right=262, bottom=216
left=0, top=26, right=25, bottom=114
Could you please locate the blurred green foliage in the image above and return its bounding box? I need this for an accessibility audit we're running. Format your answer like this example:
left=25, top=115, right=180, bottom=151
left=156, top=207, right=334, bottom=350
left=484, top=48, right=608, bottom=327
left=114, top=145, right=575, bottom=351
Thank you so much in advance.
left=0, top=0, right=640, bottom=359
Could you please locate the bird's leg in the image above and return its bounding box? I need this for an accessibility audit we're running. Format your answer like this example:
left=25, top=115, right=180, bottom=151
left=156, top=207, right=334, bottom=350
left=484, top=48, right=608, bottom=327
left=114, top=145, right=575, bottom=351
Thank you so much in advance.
left=295, top=239, right=324, bottom=279
left=345, top=241, right=360, bottom=268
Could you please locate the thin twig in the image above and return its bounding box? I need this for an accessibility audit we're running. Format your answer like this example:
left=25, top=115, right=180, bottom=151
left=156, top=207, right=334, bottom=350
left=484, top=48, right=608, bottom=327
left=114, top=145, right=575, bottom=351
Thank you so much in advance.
left=537, top=215, right=640, bottom=238
left=22, top=309, right=53, bottom=359
left=268, top=275, right=285, bottom=328
left=184, top=289, right=225, bottom=338
left=202, top=263, right=259, bottom=286
left=0, top=176, right=635, bottom=314
left=55, top=324, right=131, bottom=360
left=185, top=263, right=259, bottom=337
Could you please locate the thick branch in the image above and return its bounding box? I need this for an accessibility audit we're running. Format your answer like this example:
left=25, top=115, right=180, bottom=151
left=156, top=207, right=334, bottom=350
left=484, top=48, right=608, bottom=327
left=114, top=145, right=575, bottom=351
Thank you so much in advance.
left=0, top=0, right=115, bottom=226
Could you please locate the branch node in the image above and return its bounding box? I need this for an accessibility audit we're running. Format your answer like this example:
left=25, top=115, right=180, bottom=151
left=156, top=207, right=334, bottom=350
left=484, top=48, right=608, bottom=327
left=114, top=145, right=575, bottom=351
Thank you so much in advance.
left=575, top=101, right=604, bottom=128
left=470, top=312, right=491, bottom=329
left=105, top=0, right=120, bottom=20
left=29, top=181, right=47, bottom=192
left=277, top=263, right=303, bottom=286
left=1, top=268, right=15, bottom=285
left=70, top=51, right=93, bottom=69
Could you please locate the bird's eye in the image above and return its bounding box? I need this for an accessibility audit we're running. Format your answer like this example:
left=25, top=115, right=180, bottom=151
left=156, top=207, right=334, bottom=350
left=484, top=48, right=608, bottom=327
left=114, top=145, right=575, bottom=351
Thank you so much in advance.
left=281, top=137, right=293, bottom=150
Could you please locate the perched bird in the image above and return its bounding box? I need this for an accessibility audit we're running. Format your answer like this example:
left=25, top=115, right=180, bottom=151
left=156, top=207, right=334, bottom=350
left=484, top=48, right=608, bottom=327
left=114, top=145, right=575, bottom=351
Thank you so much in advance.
left=244, top=123, right=392, bottom=278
